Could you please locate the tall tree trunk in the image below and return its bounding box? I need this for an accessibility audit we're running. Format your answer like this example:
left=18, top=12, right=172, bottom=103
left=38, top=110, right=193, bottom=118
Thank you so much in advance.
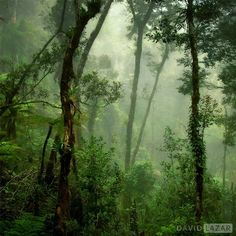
left=125, top=24, right=143, bottom=171
left=54, top=2, right=101, bottom=234
left=186, top=0, right=205, bottom=224
left=125, top=2, right=154, bottom=171
left=131, top=45, right=169, bottom=165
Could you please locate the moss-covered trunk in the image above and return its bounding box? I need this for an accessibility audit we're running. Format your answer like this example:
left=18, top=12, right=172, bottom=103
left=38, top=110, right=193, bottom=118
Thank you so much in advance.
left=187, top=0, right=205, bottom=224
left=54, top=2, right=101, bottom=234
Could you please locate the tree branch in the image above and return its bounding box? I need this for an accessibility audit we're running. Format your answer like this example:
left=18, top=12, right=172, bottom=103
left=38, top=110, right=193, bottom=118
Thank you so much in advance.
left=0, top=100, right=61, bottom=110
left=0, top=0, right=67, bottom=117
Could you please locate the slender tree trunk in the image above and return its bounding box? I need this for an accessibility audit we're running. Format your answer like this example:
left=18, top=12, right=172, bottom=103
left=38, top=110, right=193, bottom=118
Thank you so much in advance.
left=186, top=0, right=205, bottom=224
left=222, top=144, right=227, bottom=189
left=131, top=45, right=169, bottom=165
left=54, top=2, right=101, bottom=234
left=125, top=24, right=143, bottom=171
left=38, top=124, right=53, bottom=184
left=222, top=106, right=228, bottom=189
left=45, top=134, right=60, bottom=186
left=75, top=0, right=113, bottom=146
left=76, top=0, right=113, bottom=79
left=125, top=2, right=154, bottom=171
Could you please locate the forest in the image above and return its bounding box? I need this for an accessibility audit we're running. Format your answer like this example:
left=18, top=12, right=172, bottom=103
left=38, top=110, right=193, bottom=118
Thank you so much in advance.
left=0, top=0, right=236, bottom=235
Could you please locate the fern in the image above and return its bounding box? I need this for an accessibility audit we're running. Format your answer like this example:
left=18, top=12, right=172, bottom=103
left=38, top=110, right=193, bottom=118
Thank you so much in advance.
left=2, top=213, right=46, bottom=236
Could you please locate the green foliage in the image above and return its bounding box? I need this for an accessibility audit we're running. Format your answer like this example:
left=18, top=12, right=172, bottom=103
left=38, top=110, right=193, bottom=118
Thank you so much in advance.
left=177, top=68, right=209, bottom=95
left=0, top=213, right=46, bottom=236
left=73, top=137, right=123, bottom=235
left=124, top=161, right=155, bottom=198
left=148, top=0, right=234, bottom=65
left=143, top=127, right=225, bottom=235
left=0, top=141, right=21, bottom=158
left=0, top=73, right=8, bottom=82
left=220, top=63, right=236, bottom=107
left=123, top=161, right=156, bottom=234
left=198, top=95, right=222, bottom=131
left=79, top=71, right=121, bottom=106
left=156, top=224, right=176, bottom=236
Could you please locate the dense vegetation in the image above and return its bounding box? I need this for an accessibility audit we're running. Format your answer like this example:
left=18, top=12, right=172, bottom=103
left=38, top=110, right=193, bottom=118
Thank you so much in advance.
left=0, top=0, right=235, bottom=235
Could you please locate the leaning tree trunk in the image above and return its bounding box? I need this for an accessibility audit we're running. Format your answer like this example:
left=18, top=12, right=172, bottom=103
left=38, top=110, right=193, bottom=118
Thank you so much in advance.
left=75, top=0, right=113, bottom=147
left=125, top=24, right=144, bottom=171
left=54, top=2, right=101, bottom=235
left=131, top=45, right=169, bottom=165
left=125, top=2, right=154, bottom=171
left=76, top=0, right=113, bottom=80
left=186, top=0, right=205, bottom=224
left=38, top=124, right=53, bottom=184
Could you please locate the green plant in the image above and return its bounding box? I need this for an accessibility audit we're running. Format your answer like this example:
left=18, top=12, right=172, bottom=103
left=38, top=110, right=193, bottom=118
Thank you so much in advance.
left=1, top=213, right=46, bottom=236
left=72, top=137, right=123, bottom=235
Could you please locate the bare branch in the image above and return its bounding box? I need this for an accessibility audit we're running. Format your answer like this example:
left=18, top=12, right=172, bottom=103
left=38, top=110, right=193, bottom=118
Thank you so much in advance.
left=0, top=0, right=67, bottom=117
left=0, top=100, right=61, bottom=110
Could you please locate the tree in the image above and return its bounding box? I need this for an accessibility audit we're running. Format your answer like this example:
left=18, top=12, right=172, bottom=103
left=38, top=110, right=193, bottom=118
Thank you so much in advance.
left=132, top=44, right=169, bottom=165
left=125, top=0, right=156, bottom=171
left=148, top=0, right=230, bottom=224
left=54, top=1, right=102, bottom=234
left=0, top=0, right=64, bottom=140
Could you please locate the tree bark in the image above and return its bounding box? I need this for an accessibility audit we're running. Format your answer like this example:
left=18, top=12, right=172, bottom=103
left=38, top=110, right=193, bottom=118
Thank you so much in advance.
left=131, top=45, right=169, bottom=165
left=186, top=0, right=205, bottom=224
left=125, top=1, right=154, bottom=171
left=54, top=2, right=101, bottom=235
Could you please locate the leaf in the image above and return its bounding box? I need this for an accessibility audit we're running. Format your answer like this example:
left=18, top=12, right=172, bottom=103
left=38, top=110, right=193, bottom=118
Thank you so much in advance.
left=0, top=73, right=8, bottom=82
